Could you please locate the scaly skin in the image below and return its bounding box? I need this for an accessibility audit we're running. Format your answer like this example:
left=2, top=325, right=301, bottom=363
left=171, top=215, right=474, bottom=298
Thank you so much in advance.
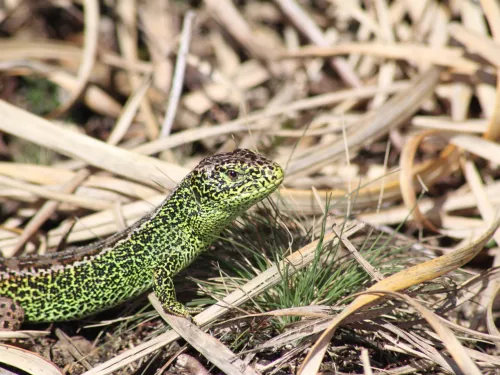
left=0, top=149, right=284, bottom=323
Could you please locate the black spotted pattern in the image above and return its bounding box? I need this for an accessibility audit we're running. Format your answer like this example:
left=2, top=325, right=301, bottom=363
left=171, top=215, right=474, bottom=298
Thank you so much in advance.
left=0, top=149, right=284, bottom=322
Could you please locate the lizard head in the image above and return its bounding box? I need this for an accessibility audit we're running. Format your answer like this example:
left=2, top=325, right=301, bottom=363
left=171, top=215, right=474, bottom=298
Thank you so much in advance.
left=188, top=149, right=284, bottom=223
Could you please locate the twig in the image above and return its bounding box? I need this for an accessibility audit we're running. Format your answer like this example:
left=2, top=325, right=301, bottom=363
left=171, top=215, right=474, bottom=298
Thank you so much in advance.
left=9, top=169, right=90, bottom=257
left=161, top=11, right=196, bottom=138
left=149, top=294, right=260, bottom=375
left=274, top=0, right=361, bottom=87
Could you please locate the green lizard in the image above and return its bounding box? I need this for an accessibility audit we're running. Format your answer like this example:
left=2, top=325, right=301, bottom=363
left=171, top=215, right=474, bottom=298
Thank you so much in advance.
left=0, top=149, right=284, bottom=325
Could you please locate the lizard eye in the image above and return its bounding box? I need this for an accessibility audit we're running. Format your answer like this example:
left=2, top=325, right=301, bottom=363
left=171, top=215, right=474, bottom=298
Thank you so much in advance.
left=226, top=170, right=239, bottom=181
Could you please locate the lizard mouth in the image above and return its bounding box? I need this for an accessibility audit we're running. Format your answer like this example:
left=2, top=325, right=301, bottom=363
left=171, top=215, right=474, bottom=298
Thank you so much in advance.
left=242, top=172, right=284, bottom=201
left=268, top=174, right=284, bottom=191
left=264, top=167, right=284, bottom=193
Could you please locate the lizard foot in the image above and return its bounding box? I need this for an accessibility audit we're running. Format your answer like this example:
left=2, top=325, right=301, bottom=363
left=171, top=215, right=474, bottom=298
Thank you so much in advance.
left=161, top=302, right=203, bottom=322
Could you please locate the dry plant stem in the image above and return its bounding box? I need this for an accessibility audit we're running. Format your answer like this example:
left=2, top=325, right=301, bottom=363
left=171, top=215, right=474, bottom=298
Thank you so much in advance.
left=0, top=163, right=158, bottom=202
left=479, top=0, right=500, bottom=141
left=445, top=267, right=500, bottom=320
left=0, top=175, right=110, bottom=212
left=134, top=81, right=410, bottom=156
left=161, top=11, right=195, bottom=138
left=283, top=43, right=478, bottom=73
left=475, top=2, right=500, bottom=341
left=399, top=130, right=441, bottom=231
left=0, top=60, right=122, bottom=117
left=0, top=40, right=81, bottom=61
left=7, top=169, right=90, bottom=258
left=149, top=294, right=260, bottom=375
left=451, top=134, right=500, bottom=165
left=480, top=0, right=500, bottom=37
left=0, top=329, right=50, bottom=340
left=360, top=348, right=373, bottom=375
left=274, top=0, right=361, bottom=87
left=332, top=226, right=384, bottom=281
left=375, top=141, right=391, bottom=213
left=362, top=172, right=500, bottom=232
left=82, top=222, right=365, bottom=375
left=22, top=73, right=151, bottom=178
left=372, top=359, right=437, bottom=375
left=448, top=23, right=500, bottom=76
left=461, top=157, right=500, bottom=341
left=48, top=0, right=98, bottom=118
left=298, top=217, right=500, bottom=375
left=14, top=195, right=165, bottom=251
left=377, top=321, right=457, bottom=372
left=139, top=0, right=173, bottom=92
left=0, top=345, right=63, bottom=375
left=54, top=328, right=92, bottom=371
left=158, top=346, right=188, bottom=375
left=237, top=307, right=399, bottom=352
left=175, top=354, right=210, bottom=375
left=286, top=67, right=442, bottom=177
left=116, top=0, right=158, bottom=139
left=205, top=0, right=275, bottom=60
left=0, top=100, right=187, bottom=189
left=0, top=81, right=413, bottom=218
left=106, top=75, right=151, bottom=146
left=486, top=283, right=500, bottom=350
left=412, top=117, right=487, bottom=133
left=438, top=306, right=500, bottom=342
left=0, top=40, right=152, bottom=74
left=237, top=79, right=299, bottom=150
left=461, top=158, right=499, bottom=239
left=384, top=292, right=482, bottom=374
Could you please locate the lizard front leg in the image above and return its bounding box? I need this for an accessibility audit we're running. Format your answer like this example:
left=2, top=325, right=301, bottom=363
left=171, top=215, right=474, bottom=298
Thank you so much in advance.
left=152, top=266, right=203, bottom=319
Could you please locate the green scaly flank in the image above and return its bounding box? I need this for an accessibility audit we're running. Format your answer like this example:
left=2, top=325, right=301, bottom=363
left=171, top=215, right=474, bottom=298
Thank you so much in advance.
left=0, top=149, right=284, bottom=322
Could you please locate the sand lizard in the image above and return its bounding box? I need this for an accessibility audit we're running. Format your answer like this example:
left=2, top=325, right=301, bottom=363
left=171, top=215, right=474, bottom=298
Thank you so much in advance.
left=0, top=149, right=283, bottom=326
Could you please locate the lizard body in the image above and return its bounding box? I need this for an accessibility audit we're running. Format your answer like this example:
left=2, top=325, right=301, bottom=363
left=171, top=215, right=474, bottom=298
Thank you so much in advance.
left=0, top=149, right=283, bottom=323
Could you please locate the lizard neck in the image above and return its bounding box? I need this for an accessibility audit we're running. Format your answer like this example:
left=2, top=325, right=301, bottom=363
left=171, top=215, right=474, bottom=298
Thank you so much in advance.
left=143, top=180, right=215, bottom=273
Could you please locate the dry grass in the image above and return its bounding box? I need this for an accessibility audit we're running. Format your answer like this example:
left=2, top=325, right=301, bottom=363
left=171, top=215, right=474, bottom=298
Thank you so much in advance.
left=0, top=0, right=499, bottom=374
